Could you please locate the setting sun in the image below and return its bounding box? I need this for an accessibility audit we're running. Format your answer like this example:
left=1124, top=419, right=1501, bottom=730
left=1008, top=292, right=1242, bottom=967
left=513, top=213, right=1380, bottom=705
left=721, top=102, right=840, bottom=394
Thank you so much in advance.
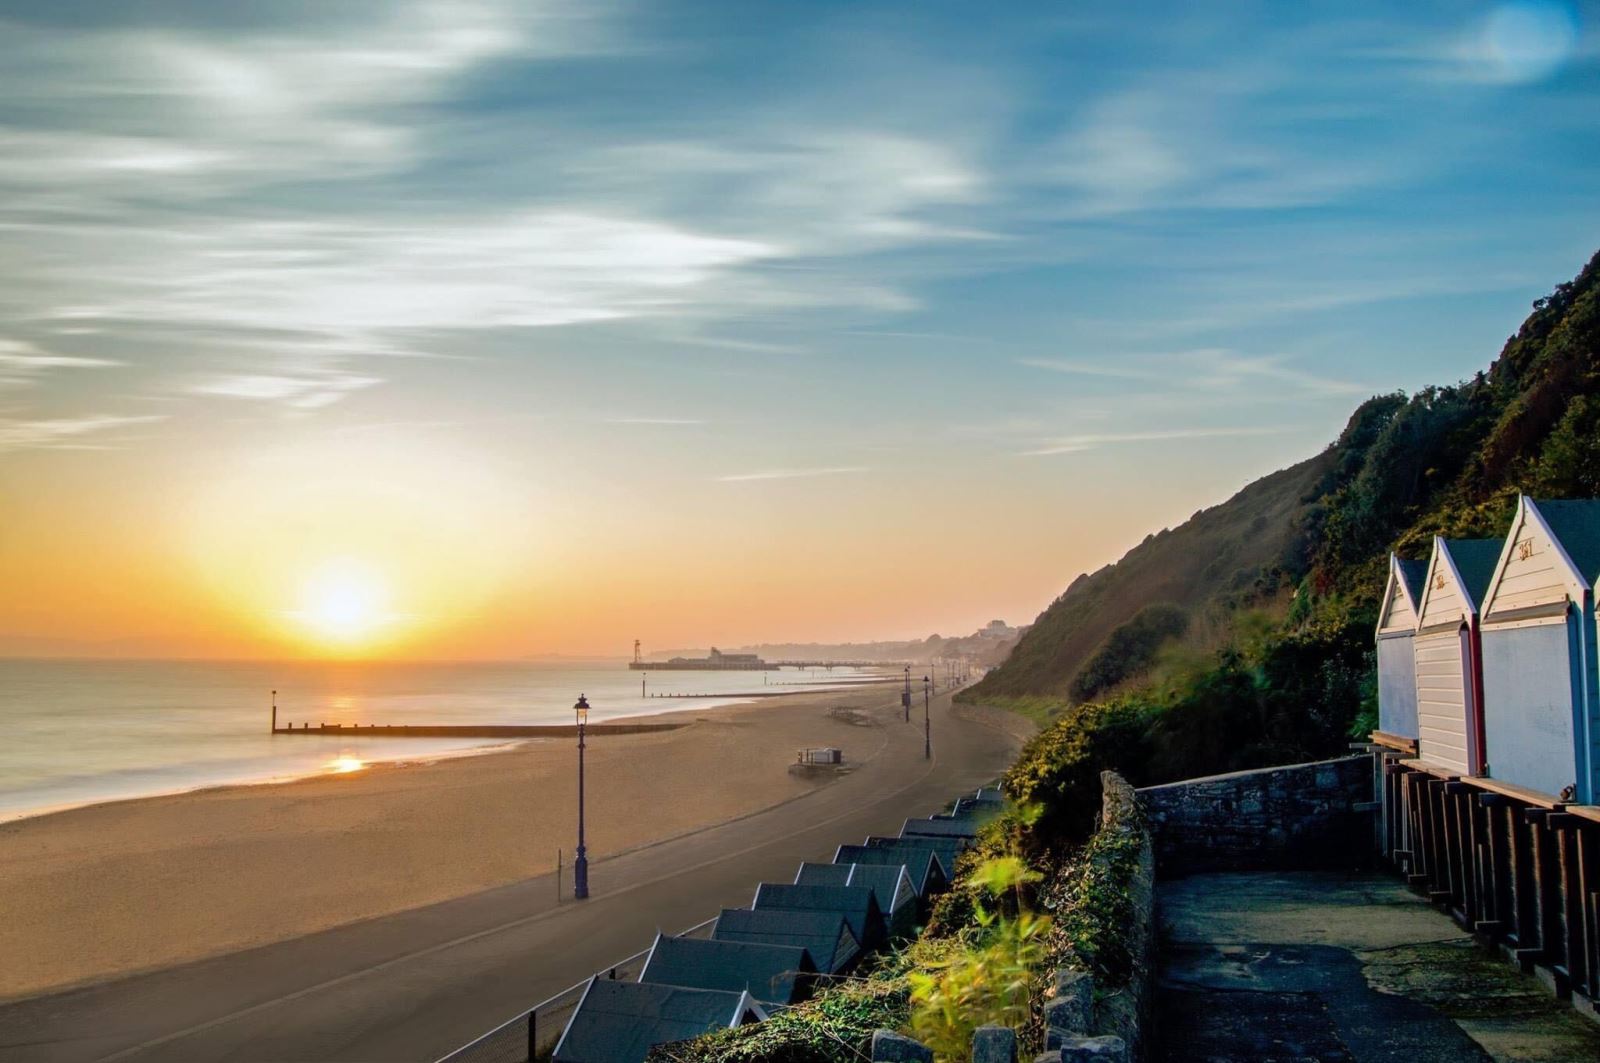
left=294, top=560, right=393, bottom=647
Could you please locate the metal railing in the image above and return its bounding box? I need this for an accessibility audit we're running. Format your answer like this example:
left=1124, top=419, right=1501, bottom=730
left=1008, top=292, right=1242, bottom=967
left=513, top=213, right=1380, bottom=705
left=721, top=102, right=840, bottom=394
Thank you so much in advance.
left=434, top=917, right=718, bottom=1063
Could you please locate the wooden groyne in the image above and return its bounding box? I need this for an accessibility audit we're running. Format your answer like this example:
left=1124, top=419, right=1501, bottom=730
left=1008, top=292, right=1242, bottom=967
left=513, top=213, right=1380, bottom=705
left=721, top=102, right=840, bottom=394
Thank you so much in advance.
left=270, top=721, right=687, bottom=738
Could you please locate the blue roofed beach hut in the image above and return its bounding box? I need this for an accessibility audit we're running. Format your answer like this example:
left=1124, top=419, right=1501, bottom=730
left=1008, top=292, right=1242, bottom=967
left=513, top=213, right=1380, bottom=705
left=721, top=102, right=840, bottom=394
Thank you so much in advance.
left=552, top=979, right=766, bottom=1063
left=1479, top=496, right=1600, bottom=802
left=1374, top=552, right=1427, bottom=747
left=1412, top=537, right=1500, bottom=776
left=711, top=908, right=861, bottom=974
left=637, top=934, right=815, bottom=1006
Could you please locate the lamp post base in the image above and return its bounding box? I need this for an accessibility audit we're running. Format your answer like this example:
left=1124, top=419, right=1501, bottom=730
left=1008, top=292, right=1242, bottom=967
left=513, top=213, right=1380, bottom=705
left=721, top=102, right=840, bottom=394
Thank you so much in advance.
left=573, top=853, right=589, bottom=899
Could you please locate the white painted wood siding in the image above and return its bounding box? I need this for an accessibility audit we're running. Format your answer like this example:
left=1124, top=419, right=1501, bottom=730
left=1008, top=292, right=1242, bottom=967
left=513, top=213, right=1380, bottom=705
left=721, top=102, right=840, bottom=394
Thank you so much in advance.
left=1378, top=576, right=1417, bottom=635
left=1418, top=562, right=1466, bottom=628
left=1487, top=515, right=1569, bottom=618
left=1415, top=627, right=1470, bottom=773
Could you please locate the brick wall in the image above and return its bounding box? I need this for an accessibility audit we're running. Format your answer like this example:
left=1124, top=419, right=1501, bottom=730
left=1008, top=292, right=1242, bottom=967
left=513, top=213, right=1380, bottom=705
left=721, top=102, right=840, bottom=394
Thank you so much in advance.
left=1138, top=756, right=1373, bottom=875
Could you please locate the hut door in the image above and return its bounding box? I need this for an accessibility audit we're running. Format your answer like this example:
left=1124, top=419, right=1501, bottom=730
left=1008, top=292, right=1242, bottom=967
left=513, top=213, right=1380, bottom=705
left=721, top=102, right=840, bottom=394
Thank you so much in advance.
left=1415, top=626, right=1470, bottom=774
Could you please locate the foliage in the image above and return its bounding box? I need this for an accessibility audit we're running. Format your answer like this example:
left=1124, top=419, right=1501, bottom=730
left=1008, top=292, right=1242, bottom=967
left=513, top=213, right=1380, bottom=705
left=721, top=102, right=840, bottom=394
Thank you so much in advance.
left=906, top=857, right=1050, bottom=1061
left=1037, top=816, right=1146, bottom=989
left=1069, top=604, right=1189, bottom=702
left=646, top=967, right=911, bottom=1063
left=1003, top=700, right=1151, bottom=845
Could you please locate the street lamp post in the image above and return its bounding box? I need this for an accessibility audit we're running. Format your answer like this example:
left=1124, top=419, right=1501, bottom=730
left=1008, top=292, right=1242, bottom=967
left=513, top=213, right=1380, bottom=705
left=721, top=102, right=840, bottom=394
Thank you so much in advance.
left=902, top=665, right=911, bottom=723
left=573, top=694, right=590, bottom=900
left=922, top=675, right=931, bottom=760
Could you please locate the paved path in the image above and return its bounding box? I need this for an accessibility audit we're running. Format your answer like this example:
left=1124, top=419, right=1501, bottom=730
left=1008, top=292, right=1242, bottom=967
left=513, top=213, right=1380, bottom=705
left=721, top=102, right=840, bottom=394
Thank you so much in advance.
left=0, top=690, right=1025, bottom=1063
left=1156, top=871, right=1600, bottom=1062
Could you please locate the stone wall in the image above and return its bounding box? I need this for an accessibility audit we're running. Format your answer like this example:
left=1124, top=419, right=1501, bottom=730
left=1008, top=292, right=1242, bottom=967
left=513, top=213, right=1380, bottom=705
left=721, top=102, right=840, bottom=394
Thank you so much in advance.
left=1138, top=756, right=1373, bottom=876
left=1089, top=771, right=1155, bottom=1060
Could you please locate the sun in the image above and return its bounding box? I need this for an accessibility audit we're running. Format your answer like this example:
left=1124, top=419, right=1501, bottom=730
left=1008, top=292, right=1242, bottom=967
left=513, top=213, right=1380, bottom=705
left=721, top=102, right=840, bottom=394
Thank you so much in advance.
left=294, top=559, right=393, bottom=648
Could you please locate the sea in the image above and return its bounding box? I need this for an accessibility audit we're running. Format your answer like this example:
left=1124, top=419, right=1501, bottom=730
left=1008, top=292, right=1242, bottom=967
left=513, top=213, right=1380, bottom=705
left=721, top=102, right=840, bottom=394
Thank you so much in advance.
left=0, top=658, right=880, bottom=822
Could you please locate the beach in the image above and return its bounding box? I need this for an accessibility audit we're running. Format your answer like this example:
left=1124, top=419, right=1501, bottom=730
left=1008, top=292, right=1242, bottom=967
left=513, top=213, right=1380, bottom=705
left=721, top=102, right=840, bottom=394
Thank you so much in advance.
left=0, top=681, right=948, bottom=1002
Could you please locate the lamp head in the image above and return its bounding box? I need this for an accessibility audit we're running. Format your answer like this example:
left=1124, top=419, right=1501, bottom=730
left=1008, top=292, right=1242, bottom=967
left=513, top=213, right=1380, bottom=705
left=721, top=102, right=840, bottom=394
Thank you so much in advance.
left=575, top=693, right=589, bottom=725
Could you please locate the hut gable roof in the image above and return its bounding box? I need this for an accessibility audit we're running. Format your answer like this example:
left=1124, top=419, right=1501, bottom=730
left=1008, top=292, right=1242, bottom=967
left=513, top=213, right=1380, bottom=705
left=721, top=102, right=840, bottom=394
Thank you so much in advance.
left=794, top=862, right=853, bottom=887
left=1534, top=498, right=1600, bottom=584
left=865, top=834, right=965, bottom=875
left=900, top=816, right=979, bottom=838
left=552, top=979, right=765, bottom=1063
left=638, top=934, right=814, bottom=1005
left=1418, top=537, right=1500, bottom=627
left=1377, top=554, right=1427, bottom=636
left=1484, top=496, right=1599, bottom=617
left=711, top=908, right=860, bottom=974
left=841, top=863, right=917, bottom=914
left=751, top=883, right=885, bottom=948
left=831, top=845, right=945, bottom=896
left=1446, top=539, right=1501, bottom=611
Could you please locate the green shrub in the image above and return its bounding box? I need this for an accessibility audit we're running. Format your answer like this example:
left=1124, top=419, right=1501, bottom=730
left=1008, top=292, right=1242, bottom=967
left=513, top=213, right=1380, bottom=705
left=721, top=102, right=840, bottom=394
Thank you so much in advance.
left=1070, top=604, right=1189, bottom=703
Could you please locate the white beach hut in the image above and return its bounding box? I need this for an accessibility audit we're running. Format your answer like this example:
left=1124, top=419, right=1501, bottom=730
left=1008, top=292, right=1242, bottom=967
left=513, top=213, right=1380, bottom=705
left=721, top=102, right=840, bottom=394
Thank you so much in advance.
left=1374, top=552, right=1428, bottom=748
left=1479, top=496, right=1600, bottom=802
left=1412, top=537, right=1500, bottom=776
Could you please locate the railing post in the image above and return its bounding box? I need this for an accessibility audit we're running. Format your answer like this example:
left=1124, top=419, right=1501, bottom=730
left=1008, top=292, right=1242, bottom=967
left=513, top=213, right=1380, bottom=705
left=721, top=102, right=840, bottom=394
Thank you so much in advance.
left=527, top=1009, right=536, bottom=1061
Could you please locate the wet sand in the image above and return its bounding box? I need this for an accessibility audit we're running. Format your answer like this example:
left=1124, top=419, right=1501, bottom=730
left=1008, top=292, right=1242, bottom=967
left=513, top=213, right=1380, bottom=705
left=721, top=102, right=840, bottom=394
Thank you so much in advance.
left=0, top=682, right=926, bottom=1001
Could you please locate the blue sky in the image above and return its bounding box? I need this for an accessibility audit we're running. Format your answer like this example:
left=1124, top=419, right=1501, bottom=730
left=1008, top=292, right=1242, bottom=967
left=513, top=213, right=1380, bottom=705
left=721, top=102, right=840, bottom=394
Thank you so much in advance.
left=1, top=1, right=1598, bottom=653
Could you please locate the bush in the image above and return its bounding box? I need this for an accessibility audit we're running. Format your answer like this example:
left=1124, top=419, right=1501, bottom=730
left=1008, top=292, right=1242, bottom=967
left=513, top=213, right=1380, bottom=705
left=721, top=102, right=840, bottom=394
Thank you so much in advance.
left=1069, top=604, right=1189, bottom=703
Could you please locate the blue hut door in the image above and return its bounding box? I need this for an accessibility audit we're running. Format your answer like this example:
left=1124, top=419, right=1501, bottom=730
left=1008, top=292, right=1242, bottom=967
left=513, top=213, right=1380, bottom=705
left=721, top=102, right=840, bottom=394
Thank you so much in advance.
left=1481, top=618, right=1577, bottom=798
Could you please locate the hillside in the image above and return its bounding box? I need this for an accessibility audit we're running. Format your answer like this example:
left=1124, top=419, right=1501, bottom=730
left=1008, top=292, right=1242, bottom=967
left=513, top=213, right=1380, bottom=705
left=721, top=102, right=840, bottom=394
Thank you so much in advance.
left=969, top=248, right=1600, bottom=717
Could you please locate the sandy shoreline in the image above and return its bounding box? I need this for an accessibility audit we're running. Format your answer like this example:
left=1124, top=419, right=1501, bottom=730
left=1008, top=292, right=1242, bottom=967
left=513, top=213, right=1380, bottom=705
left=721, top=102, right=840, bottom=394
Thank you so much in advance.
left=0, top=682, right=940, bottom=1001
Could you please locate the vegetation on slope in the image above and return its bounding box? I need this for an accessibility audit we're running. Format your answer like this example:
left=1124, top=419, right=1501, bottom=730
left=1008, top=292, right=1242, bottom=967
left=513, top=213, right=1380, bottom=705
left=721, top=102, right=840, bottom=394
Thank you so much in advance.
left=966, top=250, right=1600, bottom=768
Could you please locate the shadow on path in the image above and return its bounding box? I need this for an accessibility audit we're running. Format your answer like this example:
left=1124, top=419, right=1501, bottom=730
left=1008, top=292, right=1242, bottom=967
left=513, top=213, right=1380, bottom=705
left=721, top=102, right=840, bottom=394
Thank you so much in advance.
left=1154, top=871, right=1600, bottom=1062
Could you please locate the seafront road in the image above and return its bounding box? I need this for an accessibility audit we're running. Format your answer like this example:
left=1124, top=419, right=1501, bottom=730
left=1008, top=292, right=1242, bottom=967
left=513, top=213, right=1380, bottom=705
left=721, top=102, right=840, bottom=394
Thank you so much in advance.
left=0, top=688, right=1026, bottom=1063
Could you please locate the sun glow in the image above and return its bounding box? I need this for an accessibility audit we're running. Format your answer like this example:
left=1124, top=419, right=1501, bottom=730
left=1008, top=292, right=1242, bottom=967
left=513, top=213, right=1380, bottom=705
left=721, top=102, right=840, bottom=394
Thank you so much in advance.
left=327, top=754, right=365, bottom=774
left=295, top=559, right=392, bottom=646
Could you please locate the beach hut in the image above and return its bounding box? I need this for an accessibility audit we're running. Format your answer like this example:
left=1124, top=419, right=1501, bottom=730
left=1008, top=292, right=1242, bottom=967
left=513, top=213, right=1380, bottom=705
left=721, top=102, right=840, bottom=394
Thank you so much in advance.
left=832, top=844, right=947, bottom=899
left=751, top=882, right=888, bottom=952
left=637, top=934, right=815, bottom=1006
left=711, top=908, right=861, bottom=974
left=900, top=815, right=979, bottom=839
left=866, top=834, right=966, bottom=878
left=551, top=979, right=766, bottom=1063
left=1479, top=497, right=1600, bottom=802
left=795, top=862, right=919, bottom=939
left=1412, top=537, right=1500, bottom=775
left=1374, top=552, right=1428, bottom=747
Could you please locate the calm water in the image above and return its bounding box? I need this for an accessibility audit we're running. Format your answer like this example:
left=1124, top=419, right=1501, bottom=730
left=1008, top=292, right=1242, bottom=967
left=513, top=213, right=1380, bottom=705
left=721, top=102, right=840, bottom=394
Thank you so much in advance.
left=0, top=658, right=877, bottom=821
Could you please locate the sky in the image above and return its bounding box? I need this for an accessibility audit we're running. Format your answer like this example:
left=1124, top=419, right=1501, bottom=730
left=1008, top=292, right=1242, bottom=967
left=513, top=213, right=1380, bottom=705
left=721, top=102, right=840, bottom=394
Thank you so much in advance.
left=1, top=0, right=1597, bottom=659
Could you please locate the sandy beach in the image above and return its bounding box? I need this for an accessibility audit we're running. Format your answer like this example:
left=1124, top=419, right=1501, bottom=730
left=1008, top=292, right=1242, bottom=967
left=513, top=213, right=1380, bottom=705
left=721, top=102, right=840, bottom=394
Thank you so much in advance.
left=0, top=681, right=937, bottom=1002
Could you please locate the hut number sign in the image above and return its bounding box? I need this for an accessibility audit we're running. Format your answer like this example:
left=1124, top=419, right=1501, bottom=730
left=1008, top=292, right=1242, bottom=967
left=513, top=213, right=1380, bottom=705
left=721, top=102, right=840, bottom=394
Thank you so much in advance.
left=1516, top=538, right=1535, bottom=561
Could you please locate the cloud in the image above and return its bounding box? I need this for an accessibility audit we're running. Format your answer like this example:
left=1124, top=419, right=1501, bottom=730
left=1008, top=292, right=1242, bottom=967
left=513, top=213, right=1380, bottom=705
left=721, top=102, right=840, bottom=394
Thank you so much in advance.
left=1018, top=349, right=1368, bottom=398
left=1018, top=427, right=1287, bottom=457
left=0, top=414, right=166, bottom=451
left=0, top=339, right=120, bottom=374
left=716, top=466, right=868, bottom=482
left=604, top=417, right=706, bottom=426
left=188, top=373, right=382, bottom=410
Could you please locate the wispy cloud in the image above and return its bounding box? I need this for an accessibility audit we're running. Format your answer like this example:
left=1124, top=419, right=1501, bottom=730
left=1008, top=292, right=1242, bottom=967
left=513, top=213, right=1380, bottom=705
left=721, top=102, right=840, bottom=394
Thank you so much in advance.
left=0, top=339, right=120, bottom=387
left=716, top=466, right=869, bottom=483
left=188, top=373, right=382, bottom=410
left=1019, top=427, right=1286, bottom=457
left=604, top=417, right=707, bottom=426
left=1018, top=349, right=1368, bottom=399
left=0, top=414, right=166, bottom=452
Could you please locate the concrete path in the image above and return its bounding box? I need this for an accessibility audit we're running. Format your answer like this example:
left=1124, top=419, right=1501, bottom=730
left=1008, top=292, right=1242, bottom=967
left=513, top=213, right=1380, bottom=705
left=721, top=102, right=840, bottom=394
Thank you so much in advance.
left=0, top=690, right=1026, bottom=1063
left=1155, top=871, right=1600, bottom=1062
